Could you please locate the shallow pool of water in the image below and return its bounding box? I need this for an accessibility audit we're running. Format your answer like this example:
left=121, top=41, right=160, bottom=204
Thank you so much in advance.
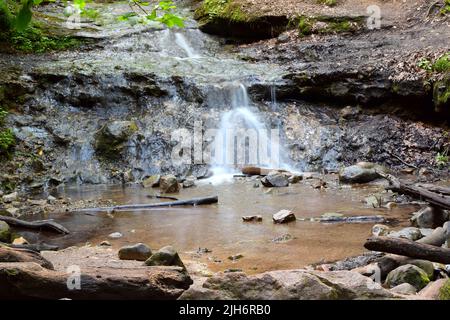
left=27, top=176, right=417, bottom=274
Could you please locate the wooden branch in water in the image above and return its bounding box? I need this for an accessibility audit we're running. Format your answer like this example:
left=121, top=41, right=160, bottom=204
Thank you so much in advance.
left=0, top=242, right=59, bottom=252
left=75, top=195, right=219, bottom=213
left=147, top=195, right=179, bottom=201
left=377, top=171, right=450, bottom=210
left=364, top=236, right=450, bottom=264
left=0, top=216, right=70, bottom=234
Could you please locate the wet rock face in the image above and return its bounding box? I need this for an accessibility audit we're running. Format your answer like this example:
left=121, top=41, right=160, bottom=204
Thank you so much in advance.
left=179, top=269, right=395, bottom=300
left=95, top=121, right=138, bottom=160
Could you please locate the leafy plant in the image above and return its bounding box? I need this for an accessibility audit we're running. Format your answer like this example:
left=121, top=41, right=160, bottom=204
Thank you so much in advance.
left=417, top=57, right=432, bottom=71
left=0, top=106, right=14, bottom=154
left=119, top=1, right=184, bottom=28
left=440, top=0, right=450, bottom=15
left=432, top=53, right=450, bottom=73
left=436, top=151, right=449, bottom=167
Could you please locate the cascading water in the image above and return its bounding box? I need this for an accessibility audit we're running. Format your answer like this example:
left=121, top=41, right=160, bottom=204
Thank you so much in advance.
left=205, top=83, right=285, bottom=184
left=174, top=33, right=200, bottom=58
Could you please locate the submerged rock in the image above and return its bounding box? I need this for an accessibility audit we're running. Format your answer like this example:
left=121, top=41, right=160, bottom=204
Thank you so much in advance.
left=0, top=221, right=11, bottom=243
left=242, top=215, right=262, bottom=222
left=386, top=264, right=430, bottom=290
left=144, top=245, right=185, bottom=269
left=273, top=210, right=296, bottom=224
left=339, top=164, right=381, bottom=183
left=118, top=243, right=152, bottom=261
left=160, top=175, right=180, bottom=193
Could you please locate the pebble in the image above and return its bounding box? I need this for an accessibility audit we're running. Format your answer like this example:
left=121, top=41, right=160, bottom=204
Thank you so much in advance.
left=108, top=232, right=123, bottom=239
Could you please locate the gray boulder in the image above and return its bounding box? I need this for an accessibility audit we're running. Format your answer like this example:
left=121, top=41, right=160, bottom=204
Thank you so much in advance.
left=411, top=206, right=448, bottom=229
left=118, top=243, right=152, bottom=261
left=261, top=172, right=289, bottom=187
left=94, top=120, right=138, bottom=159
left=339, top=164, right=381, bottom=183
left=0, top=221, right=11, bottom=243
left=144, top=245, right=185, bottom=269
left=386, top=264, right=430, bottom=290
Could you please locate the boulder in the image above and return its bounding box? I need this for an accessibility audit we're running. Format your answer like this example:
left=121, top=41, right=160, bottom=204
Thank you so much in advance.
left=160, top=175, right=180, bottom=193
left=404, top=259, right=434, bottom=279
left=338, top=164, right=381, bottom=183
left=385, top=264, right=430, bottom=290
left=118, top=243, right=152, bottom=261
left=2, top=192, right=18, bottom=203
left=179, top=269, right=395, bottom=300
left=410, top=206, right=448, bottom=229
left=144, top=246, right=185, bottom=269
left=388, top=227, right=422, bottom=241
left=182, top=176, right=196, bottom=188
left=94, top=120, right=138, bottom=159
left=261, top=171, right=289, bottom=187
left=419, top=279, right=447, bottom=299
left=142, top=175, right=160, bottom=188
left=389, top=283, right=417, bottom=295
left=273, top=210, right=296, bottom=224
left=0, top=221, right=11, bottom=243
left=372, top=224, right=390, bottom=237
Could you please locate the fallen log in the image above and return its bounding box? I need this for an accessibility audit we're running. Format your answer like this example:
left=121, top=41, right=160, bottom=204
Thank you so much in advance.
left=377, top=171, right=450, bottom=210
left=0, top=246, right=53, bottom=269
left=0, top=262, right=192, bottom=300
left=415, top=184, right=450, bottom=196
left=75, top=195, right=218, bottom=213
left=0, top=216, right=69, bottom=234
left=1, top=242, right=59, bottom=252
left=364, top=236, right=450, bottom=264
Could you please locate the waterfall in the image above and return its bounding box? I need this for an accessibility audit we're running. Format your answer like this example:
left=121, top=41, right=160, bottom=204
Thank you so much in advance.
left=206, top=83, right=283, bottom=184
left=174, top=33, right=200, bottom=58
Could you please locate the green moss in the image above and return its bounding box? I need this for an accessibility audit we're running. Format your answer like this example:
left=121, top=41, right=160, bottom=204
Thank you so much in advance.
left=439, top=279, right=450, bottom=300
left=195, top=0, right=252, bottom=23
left=317, top=0, right=337, bottom=7
left=433, top=53, right=450, bottom=73
left=0, top=25, right=81, bottom=54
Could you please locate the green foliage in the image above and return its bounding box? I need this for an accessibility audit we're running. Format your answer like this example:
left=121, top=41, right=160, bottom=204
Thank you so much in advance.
left=120, top=1, right=185, bottom=28
left=440, top=0, right=450, bottom=15
left=297, top=16, right=312, bottom=37
left=418, top=53, right=450, bottom=73
left=439, top=279, right=450, bottom=300
left=433, top=53, right=450, bottom=73
left=8, top=26, right=80, bottom=53
left=196, top=0, right=248, bottom=22
left=0, top=106, right=14, bottom=154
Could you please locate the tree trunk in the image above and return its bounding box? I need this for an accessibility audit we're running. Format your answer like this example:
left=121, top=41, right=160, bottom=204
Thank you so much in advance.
left=0, top=246, right=53, bottom=269
left=364, top=236, right=450, bottom=264
left=0, top=262, right=193, bottom=300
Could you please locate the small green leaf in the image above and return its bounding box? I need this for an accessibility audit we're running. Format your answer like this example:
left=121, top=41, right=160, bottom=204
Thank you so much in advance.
left=14, top=1, right=33, bottom=31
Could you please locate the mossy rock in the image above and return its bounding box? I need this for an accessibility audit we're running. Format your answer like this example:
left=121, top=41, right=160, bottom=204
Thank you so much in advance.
left=144, top=245, right=186, bottom=269
left=0, top=221, right=11, bottom=243
left=194, top=0, right=289, bottom=39
left=94, top=120, right=138, bottom=160
left=386, top=264, right=430, bottom=291
left=439, top=279, right=450, bottom=300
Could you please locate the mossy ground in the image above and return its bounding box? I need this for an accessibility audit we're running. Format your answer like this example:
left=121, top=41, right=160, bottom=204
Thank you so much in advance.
left=439, top=279, right=450, bottom=300
left=195, top=0, right=250, bottom=23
